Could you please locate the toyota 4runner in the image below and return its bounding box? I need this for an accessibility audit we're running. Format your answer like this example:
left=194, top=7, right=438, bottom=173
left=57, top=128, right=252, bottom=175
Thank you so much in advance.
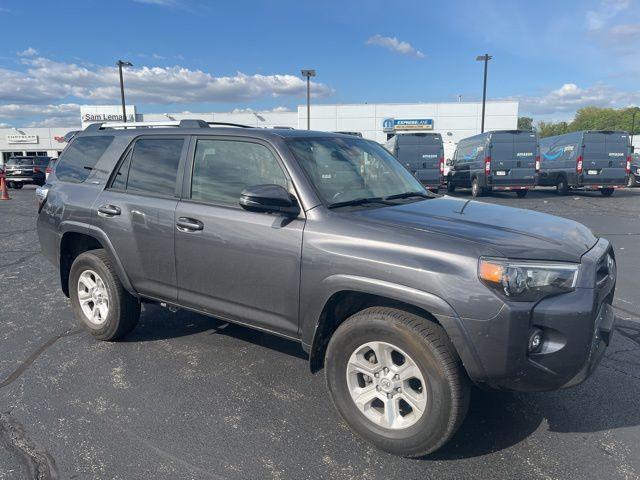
left=37, top=120, right=617, bottom=457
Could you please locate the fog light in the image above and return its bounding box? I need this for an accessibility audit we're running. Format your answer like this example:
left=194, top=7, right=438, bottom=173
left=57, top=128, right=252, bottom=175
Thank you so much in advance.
left=528, top=329, right=543, bottom=353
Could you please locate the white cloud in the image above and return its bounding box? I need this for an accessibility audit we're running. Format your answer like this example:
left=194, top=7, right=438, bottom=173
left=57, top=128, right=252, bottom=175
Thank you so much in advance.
left=586, top=0, right=630, bottom=30
left=0, top=53, right=333, bottom=125
left=513, top=83, right=640, bottom=117
left=365, top=34, right=425, bottom=58
left=0, top=103, right=81, bottom=121
left=17, top=47, right=38, bottom=57
left=133, top=0, right=182, bottom=6
left=231, top=106, right=292, bottom=114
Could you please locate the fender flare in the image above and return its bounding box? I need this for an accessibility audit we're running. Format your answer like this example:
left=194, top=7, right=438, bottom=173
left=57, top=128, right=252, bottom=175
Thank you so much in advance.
left=60, top=222, right=137, bottom=297
left=305, top=274, right=486, bottom=381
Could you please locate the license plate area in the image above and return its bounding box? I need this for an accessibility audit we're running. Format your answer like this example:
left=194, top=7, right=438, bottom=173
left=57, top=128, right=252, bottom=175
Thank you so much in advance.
left=495, top=170, right=507, bottom=176
left=587, top=169, right=599, bottom=175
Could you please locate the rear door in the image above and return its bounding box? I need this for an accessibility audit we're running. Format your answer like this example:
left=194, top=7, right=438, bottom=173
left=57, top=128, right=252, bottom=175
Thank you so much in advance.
left=92, top=136, right=187, bottom=301
left=582, top=132, right=628, bottom=185
left=396, top=134, right=443, bottom=186
left=489, top=132, right=536, bottom=187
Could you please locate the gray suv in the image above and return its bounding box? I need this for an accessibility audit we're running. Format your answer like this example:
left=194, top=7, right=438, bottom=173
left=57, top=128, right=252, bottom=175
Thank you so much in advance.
left=37, top=120, right=617, bottom=457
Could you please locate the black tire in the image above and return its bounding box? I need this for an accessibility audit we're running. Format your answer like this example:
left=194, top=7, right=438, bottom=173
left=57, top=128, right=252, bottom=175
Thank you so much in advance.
left=12, top=183, right=23, bottom=190
left=515, top=189, right=528, bottom=198
left=556, top=176, right=568, bottom=195
left=446, top=179, right=455, bottom=193
left=325, top=307, right=469, bottom=457
left=628, top=176, right=635, bottom=188
left=471, top=177, right=483, bottom=197
left=69, top=249, right=140, bottom=341
left=600, top=187, right=614, bottom=197
left=5, top=182, right=12, bottom=189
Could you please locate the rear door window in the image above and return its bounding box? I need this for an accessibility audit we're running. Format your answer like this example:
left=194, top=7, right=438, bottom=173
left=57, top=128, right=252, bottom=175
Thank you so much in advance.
left=56, top=136, right=114, bottom=183
left=116, top=138, right=185, bottom=196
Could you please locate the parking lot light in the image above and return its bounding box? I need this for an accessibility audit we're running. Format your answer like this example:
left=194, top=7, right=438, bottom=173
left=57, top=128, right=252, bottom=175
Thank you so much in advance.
left=476, top=54, right=492, bottom=133
left=116, top=60, right=133, bottom=123
left=301, top=69, right=316, bottom=130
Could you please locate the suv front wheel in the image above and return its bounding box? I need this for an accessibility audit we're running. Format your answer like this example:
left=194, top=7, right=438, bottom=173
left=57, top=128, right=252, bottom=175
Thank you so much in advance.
left=325, top=307, right=469, bottom=457
left=69, top=249, right=140, bottom=340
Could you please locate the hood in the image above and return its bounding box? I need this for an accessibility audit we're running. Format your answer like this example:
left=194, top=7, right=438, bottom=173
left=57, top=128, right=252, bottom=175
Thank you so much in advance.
left=352, top=196, right=597, bottom=262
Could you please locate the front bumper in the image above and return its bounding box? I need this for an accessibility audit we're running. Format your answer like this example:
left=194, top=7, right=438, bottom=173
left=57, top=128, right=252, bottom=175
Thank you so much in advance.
left=458, top=238, right=616, bottom=392
left=6, top=176, right=41, bottom=184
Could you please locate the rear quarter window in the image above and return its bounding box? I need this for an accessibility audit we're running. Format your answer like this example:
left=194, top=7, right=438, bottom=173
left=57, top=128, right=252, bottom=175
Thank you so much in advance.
left=56, top=136, right=115, bottom=183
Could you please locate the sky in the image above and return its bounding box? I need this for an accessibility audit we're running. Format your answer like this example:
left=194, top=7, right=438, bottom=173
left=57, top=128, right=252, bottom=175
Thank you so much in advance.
left=0, top=0, right=639, bottom=127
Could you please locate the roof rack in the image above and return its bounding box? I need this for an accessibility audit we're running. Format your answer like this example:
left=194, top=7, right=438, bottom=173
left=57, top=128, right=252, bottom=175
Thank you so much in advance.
left=83, top=119, right=254, bottom=131
left=206, top=121, right=252, bottom=128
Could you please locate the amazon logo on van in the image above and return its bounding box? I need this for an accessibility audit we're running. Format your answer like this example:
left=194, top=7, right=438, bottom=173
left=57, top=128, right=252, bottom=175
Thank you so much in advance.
left=608, top=152, right=624, bottom=157
left=516, top=152, right=533, bottom=157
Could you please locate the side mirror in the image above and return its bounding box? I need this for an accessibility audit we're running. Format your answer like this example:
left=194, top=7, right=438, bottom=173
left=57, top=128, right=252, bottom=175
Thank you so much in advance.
left=446, top=159, right=453, bottom=166
left=239, top=184, right=300, bottom=216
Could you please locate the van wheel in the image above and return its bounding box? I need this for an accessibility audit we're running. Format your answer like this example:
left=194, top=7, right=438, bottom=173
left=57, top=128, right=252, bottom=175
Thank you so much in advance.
left=556, top=177, right=568, bottom=195
left=325, top=307, right=469, bottom=457
left=515, top=190, right=528, bottom=198
left=471, top=178, right=483, bottom=197
left=69, top=249, right=140, bottom=341
left=446, top=179, right=456, bottom=193
left=600, top=188, right=614, bottom=197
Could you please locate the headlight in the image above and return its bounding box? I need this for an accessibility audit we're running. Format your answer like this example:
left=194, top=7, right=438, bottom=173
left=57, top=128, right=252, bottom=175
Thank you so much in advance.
left=478, top=257, right=579, bottom=302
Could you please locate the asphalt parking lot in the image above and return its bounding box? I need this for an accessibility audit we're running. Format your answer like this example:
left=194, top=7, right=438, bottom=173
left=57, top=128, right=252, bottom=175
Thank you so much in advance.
left=1, top=186, right=639, bottom=480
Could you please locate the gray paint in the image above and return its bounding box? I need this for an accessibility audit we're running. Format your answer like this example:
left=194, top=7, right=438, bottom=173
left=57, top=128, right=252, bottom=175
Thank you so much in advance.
left=38, top=124, right=615, bottom=391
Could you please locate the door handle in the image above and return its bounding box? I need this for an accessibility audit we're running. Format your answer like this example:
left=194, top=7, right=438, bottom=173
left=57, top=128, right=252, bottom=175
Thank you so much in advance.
left=176, top=217, right=204, bottom=232
left=97, top=204, right=121, bottom=217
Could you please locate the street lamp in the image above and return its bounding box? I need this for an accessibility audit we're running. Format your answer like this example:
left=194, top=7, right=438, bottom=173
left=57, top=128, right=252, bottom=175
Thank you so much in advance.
left=301, top=69, right=316, bottom=130
left=476, top=54, right=492, bottom=133
left=631, top=109, right=637, bottom=150
left=116, top=60, right=133, bottom=123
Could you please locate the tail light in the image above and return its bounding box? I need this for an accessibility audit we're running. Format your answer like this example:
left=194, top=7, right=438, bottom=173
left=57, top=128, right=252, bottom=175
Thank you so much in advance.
left=576, top=155, right=583, bottom=174
left=33, top=166, right=41, bottom=173
left=439, top=157, right=444, bottom=174
left=46, top=166, right=52, bottom=174
left=484, top=156, right=491, bottom=174
left=535, top=155, right=540, bottom=172
left=626, top=155, right=632, bottom=174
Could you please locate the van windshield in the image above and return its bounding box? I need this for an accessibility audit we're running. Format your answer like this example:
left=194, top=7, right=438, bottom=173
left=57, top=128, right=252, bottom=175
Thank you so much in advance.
left=286, top=136, right=427, bottom=207
left=7, top=158, right=34, bottom=166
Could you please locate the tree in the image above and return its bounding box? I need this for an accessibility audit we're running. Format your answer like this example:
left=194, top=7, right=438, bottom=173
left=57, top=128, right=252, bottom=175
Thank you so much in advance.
left=518, top=116, right=533, bottom=131
left=535, top=106, right=640, bottom=138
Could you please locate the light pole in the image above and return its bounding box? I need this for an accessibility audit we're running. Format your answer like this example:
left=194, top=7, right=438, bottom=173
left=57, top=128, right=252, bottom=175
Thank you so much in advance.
left=631, top=109, right=637, bottom=150
left=116, top=60, right=133, bottom=123
left=301, top=69, right=316, bottom=130
left=476, top=54, right=492, bottom=133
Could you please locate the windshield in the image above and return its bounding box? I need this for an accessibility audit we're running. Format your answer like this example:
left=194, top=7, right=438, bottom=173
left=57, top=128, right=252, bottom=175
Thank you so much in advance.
left=7, top=158, right=35, bottom=166
left=286, top=136, right=426, bottom=206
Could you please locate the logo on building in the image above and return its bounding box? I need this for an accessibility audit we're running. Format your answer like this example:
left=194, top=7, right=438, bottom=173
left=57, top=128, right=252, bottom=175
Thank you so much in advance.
left=54, top=136, right=67, bottom=143
left=6, top=134, right=38, bottom=144
left=382, top=118, right=434, bottom=132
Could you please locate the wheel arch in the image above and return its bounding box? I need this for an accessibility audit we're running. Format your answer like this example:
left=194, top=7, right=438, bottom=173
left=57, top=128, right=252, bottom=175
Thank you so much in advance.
left=59, top=226, right=136, bottom=298
left=306, top=277, right=481, bottom=379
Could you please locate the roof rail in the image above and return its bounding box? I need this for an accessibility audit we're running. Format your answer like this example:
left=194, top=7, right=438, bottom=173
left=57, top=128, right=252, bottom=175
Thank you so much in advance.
left=206, top=121, right=252, bottom=128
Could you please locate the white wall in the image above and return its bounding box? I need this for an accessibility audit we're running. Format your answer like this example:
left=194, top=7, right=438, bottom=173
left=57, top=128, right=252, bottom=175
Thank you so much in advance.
left=1, top=127, right=76, bottom=163
left=297, top=101, right=519, bottom=144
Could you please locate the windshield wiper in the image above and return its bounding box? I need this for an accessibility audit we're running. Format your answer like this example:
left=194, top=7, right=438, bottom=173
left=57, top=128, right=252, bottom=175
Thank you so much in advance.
left=328, top=197, right=392, bottom=209
left=383, top=191, right=432, bottom=201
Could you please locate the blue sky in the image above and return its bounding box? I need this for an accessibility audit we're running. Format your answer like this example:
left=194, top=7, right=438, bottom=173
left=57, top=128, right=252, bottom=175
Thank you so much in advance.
left=1, top=0, right=639, bottom=127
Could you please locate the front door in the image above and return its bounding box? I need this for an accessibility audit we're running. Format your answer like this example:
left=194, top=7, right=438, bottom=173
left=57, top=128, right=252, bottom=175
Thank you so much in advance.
left=175, top=137, right=304, bottom=338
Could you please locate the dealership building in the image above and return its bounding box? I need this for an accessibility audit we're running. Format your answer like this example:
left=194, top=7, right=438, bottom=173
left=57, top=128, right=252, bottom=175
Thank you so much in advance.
left=2, top=101, right=519, bottom=164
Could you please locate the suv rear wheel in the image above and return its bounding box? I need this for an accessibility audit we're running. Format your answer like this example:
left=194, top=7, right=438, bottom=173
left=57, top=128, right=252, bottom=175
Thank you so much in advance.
left=325, top=307, right=469, bottom=457
left=515, top=189, right=528, bottom=198
left=600, top=187, right=614, bottom=197
left=446, top=178, right=456, bottom=193
left=69, top=249, right=140, bottom=340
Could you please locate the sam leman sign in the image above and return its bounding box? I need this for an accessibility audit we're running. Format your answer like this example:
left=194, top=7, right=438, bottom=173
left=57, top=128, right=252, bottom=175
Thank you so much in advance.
left=383, top=118, right=434, bottom=132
